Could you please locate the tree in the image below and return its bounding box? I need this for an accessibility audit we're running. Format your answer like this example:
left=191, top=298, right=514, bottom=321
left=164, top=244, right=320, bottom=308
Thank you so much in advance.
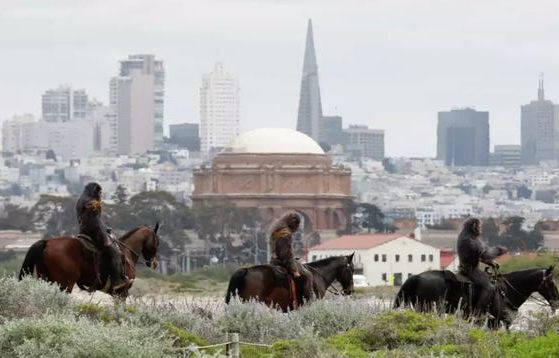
left=499, top=216, right=543, bottom=252
left=517, top=185, right=532, bottom=200
left=358, top=203, right=385, bottom=233
left=481, top=217, right=500, bottom=246
left=382, top=158, right=396, bottom=174
left=112, top=185, right=129, bottom=205
left=0, top=204, right=32, bottom=231
left=30, top=195, right=76, bottom=238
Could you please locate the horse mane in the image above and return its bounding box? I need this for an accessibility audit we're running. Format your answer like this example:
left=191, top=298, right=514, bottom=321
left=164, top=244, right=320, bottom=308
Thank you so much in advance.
left=503, top=267, right=545, bottom=280
left=120, top=225, right=147, bottom=242
left=306, top=255, right=344, bottom=268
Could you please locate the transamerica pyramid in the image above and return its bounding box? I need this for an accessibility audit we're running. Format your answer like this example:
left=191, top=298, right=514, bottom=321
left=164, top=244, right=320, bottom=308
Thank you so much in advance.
left=296, top=19, right=323, bottom=142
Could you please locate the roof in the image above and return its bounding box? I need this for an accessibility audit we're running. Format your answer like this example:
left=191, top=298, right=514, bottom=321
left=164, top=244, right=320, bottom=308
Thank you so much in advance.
left=440, top=250, right=456, bottom=269
left=223, top=128, right=324, bottom=154
left=310, top=234, right=403, bottom=250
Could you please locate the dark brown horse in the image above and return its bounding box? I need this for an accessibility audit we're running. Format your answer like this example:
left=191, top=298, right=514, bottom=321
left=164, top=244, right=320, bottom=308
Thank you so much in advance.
left=225, top=254, right=355, bottom=312
left=19, top=223, right=160, bottom=300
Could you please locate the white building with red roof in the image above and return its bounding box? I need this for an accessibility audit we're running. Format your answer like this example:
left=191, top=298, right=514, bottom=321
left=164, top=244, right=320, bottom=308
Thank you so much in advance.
left=308, top=234, right=440, bottom=286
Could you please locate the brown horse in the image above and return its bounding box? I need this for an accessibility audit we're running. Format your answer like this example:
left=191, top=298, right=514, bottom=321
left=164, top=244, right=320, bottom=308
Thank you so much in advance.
left=19, top=223, right=160, bottom=300
left=225, top=254, right=355, bottom=312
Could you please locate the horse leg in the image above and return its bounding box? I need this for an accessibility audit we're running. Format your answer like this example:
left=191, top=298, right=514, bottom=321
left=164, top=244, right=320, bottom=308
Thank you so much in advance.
left=113, top=289, right=128, bottom=306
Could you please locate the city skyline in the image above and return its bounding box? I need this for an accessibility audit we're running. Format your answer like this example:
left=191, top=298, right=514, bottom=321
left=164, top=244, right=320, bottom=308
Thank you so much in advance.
left=3, top=1, right=559, bottom=157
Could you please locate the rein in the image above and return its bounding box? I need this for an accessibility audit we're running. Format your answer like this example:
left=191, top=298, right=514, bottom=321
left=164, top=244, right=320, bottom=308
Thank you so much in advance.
left=500, top=270, right=550, bottom=309
left=116, top=239, right=148, bottom=266
left=305, top=264, right=344, bottom=296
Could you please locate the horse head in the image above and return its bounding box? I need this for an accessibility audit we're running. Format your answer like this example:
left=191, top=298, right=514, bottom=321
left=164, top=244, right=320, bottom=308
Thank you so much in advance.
left=141, top=222, right=160, bottom=270
left=336, top=253, right=355, bottom=295
left=537, top=265, right=559, bottom=313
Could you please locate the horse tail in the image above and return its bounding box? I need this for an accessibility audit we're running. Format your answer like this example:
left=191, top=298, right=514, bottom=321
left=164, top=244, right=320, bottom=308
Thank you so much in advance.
left=393, top=274, right=418, bottom=309
left=225, top=268, right=248, bottom=304
left=19, top=239, right=47, bottom=280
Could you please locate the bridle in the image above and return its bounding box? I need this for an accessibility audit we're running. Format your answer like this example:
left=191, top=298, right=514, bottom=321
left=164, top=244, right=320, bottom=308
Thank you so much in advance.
left=499, top=269, right=555, bottom=309
left=117, top=229, right=158, bottom=267
left=306, top=261, right=353, bottom=296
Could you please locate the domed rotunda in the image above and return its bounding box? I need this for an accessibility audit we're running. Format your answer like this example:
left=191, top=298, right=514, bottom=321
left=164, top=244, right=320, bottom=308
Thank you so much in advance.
left=192, top=128, right=352, bottom=236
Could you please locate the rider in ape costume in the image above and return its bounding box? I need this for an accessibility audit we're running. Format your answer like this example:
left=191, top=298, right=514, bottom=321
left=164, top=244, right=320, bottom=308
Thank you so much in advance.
left=76, top=182, right=130, bottom=291
left=269, top=212, right=313, bottom=303
left=457, top=217, right=511, bottom=323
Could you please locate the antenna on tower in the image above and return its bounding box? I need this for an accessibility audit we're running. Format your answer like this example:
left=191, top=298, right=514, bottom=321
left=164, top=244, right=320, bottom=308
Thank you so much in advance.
left=538, top=72, right=545, bottom=101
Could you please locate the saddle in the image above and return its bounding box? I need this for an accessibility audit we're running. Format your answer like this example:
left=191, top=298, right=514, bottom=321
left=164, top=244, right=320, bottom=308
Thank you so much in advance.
left=270, top=265, right=299, bottom=309
left=443, top=270, right=472, bottom=284
left=75, top=234, right=123, bottom=293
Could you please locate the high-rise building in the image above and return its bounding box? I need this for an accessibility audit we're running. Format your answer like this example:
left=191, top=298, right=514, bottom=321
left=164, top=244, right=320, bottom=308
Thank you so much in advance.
left=87, top=101, right=118, bottom=156
left=2, top=114, right=46, bottom=152
left=118, top=55, right=165, bottom=147
left=42, top=86, right=89, bottom=122
left=1, top=113, right=95, bottom=159
left=111, top=55, right=161, bottom=155
left=344, top=125, right=385, bottom=160
left=437, top=108, right=490, bottom=166
left=521, top=77, right=559, bottom=164
left=199, top=62, right=240, bottom=157
left=319, top=116, right=347, bottom=147
left=490, top=145, right=521, bottom=167
left=296, top=19, right=323, bottom=142
left=169, top=123, right=200, bottom=151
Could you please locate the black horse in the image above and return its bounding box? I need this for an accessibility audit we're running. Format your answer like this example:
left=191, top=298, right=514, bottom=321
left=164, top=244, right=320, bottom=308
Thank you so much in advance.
left=225, top=254, right=355, bottom=312
left=394, top=266, right=559, bottom=328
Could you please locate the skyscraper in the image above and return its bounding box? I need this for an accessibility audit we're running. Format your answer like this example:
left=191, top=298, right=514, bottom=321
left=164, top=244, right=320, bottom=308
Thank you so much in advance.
left=344, top=125, right=385, bottom=160
left=437, top=108, right=490, bottom=166
left=199, top=62, right=240, bottom=157
left=296, top=19, right=323, bottom=142
left=42, top=86, right=89, bottom=122
left=521, top=76, right=559, bottom=164
left=111, top=54, right=162, bottom=155
left=169, top=123, right=200, bottom=151
left=119, top=55, right=165, bottom=147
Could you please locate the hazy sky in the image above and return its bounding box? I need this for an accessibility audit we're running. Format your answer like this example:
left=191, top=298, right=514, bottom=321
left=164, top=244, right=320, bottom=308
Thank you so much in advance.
left=3, top=0, right=559, bottom=157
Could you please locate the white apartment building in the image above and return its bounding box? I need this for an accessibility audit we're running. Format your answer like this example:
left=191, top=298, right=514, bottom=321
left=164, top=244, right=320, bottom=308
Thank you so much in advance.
left=118, top=55, right=165, bottom=146
left=308, top=234, right=440, bottom=286
left=200, top=63, right=240, bottom=157
left=87, top=102, right=118, bottom=156
left=2, top=114, right=95, bottom=160
left=2, top=114, right=47, bottom=153
left=111, top=55, right=161, bottom=155
left=42, top=85, right=89, bottom=122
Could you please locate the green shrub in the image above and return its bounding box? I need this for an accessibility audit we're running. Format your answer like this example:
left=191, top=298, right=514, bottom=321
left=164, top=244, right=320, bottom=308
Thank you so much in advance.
left=499, top=332, right=559, bottom=358
left=362, top=311, right=446, bottom=349
left=0, top=276, right=71, bottom=321
left=75, top=303, right=115, bottom=323
left=161, top=321, right=209, bottom=348
left=325, top=329, right=369, bottom=358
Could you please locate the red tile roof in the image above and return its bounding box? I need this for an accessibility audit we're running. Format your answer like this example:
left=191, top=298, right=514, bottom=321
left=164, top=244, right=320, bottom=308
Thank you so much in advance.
left=310, top=234, right=402, bottom=250
left=440, top=250, right=456, bottom=269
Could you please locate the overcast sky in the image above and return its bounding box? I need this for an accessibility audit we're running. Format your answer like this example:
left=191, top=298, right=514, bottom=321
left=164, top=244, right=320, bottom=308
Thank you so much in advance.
left=3, top=0, right=559, bottom=157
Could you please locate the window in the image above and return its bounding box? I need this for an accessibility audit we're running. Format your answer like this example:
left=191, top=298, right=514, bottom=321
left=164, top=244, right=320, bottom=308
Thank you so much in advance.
left=429, top=254, right=433, bottom=262
left=421, top=254, right=426, bottom=262
left=382, top=254, right=387, bottom=262
left=374, top=254, right=379, bottom=262
left=408, top=273, right=413, bottom=278
left=312, top=255, right=317, bottom=262
left=382, top=273, right=387, bottom=282
left=395, top=254, right=400, bottom=262
left=408, top=254, right=413, bottom=262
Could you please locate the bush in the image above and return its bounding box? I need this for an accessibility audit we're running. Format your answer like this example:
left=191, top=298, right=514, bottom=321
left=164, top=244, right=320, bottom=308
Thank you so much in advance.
left=219, top=299, right=301, bottom=343
left=0, top=315, right=177, bottom=357
left=0, top=276, right=71, bottom=321
left=295, top=297, right=384, bottom=337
